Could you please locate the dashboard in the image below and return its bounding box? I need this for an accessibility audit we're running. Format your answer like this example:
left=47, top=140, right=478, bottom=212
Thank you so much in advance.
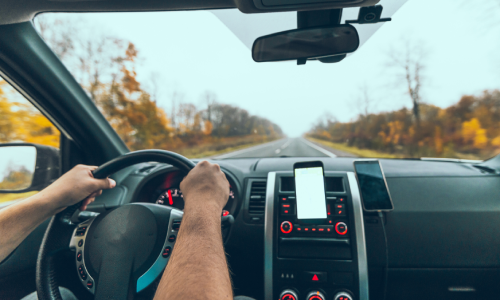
left=3, top=156, right=500, bottom=300
left=99, top=157, right=500, bottom=300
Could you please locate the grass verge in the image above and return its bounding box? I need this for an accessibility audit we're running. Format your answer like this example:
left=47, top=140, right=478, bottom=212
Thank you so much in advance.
left=307, top=137, right=403, bottom=158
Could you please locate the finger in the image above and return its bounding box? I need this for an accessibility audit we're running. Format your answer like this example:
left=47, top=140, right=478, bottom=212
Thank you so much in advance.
left=87, top=191, right=99, bottom=199
left=80, top=197, right=94, bottom=211
left=93, top=178, right=116, bottom=190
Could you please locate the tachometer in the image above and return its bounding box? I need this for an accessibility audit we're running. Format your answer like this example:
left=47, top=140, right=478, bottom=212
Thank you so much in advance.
left=156, top=188, right=235, bottom=210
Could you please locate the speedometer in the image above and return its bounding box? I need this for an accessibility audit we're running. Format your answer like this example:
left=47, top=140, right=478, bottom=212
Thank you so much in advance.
left=156, top=188, right=184, bottom=209
left=156, top=188, right=235, bottom=210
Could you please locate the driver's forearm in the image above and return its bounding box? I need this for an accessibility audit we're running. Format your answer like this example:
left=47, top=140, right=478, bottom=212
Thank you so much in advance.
left=154, top=203, right=233, bottom=300
left=0, top=192, right=59, bottom=263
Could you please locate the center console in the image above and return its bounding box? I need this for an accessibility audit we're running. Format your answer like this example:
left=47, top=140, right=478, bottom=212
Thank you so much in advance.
left=264, top=171, right=368, bottom=300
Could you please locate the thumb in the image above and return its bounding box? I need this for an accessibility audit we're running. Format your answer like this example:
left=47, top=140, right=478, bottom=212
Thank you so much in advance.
left=92, top=177, right=116, bottom=191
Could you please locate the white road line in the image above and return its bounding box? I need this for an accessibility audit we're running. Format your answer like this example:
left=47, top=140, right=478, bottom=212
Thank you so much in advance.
left=281, top=139, right=292, bottom=149
left=300, top=138, right=337, bottom=158
left=214, top=138, right=287, bottom=159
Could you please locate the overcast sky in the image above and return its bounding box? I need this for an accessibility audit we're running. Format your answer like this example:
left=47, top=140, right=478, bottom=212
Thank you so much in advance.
left=42, top=0, right=500, bottom=137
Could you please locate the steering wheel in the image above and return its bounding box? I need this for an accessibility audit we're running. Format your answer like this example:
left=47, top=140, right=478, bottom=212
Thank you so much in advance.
left=36, top=150, right=196, bottom=300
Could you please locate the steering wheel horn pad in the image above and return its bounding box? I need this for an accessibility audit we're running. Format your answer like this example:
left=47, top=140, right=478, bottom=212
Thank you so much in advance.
left=69, top=204, right=179, bottom=299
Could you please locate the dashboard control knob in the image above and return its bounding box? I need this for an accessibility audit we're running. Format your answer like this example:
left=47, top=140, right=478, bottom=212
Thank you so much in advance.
left=335, top=222, right=348, bottom=235
left=333, top=291, right=353, bottom=300
left=280, top=221, right=293, bottom=234
left=279, top=289, right=298, bottom=300
left=306, top=290, right=325, bottom=300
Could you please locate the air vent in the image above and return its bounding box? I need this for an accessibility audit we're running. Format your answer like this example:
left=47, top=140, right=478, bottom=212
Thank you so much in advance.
left=248, top=181, right=267, bottom=215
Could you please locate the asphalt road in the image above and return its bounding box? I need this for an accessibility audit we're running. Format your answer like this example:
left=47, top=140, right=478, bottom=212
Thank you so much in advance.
left=215, top=137, right=357, bottom=159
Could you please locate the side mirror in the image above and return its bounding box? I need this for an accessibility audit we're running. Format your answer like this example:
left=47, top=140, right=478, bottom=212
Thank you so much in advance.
left=0, top=143, right=59, bottom=193
left=252, top=24, right=359, bottom=63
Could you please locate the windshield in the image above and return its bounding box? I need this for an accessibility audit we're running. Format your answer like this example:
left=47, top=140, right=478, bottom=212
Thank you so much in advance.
left=35, top=0, right=500, bottom=160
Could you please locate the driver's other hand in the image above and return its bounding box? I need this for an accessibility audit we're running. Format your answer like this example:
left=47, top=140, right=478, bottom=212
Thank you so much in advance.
left=39, top=164, right=116, bottom=213
left=180, top=161, right=229, bottom=214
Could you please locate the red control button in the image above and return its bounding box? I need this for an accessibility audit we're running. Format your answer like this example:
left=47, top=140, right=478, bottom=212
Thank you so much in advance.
left=335, top=204, right=346, bottom=216
left=304, top=271, right=327, bottom=283
left=281, top=204, right=294, bottom=215
left=335, top=222, right=348, bottom=235
left=162, top=246, right=172, bottom=258
left=318, top=225, right=333, bottom=233
left=280, top=221, right=293, bottom=234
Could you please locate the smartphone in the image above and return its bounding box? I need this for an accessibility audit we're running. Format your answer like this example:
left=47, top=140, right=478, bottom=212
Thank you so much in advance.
left=353, top=160, right=394, bottom=211
left=293, top=161, right=327, bottom=221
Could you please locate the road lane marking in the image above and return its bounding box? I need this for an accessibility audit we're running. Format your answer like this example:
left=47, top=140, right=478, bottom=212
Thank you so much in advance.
left=300, top=138, right=337, bottom=158
left=281, top=139, right=292, bottom=149
left=214, top=138, right=287, bottom=159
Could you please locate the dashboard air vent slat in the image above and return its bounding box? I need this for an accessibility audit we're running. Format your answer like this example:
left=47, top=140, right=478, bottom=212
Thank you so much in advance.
left=248, top=181, right=266, bottom=215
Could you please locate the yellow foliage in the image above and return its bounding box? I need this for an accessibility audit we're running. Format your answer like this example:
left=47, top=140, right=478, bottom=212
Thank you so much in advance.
left=385, top=121, right=403, bottom=145
left=474, top=128, right=488, bottom=149
left=0, top=80, right=59, bottom=147
left=462, top=118, right=488, bottom=149
left=492, top=136, right=500, bottom=147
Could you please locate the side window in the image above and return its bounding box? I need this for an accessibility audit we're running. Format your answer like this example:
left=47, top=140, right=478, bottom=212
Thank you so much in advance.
left=0, top=77, right=60, bottom=204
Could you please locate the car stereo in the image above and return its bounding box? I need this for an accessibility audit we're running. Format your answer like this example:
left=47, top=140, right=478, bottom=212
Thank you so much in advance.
left=265, top=171, right=368, bottom=300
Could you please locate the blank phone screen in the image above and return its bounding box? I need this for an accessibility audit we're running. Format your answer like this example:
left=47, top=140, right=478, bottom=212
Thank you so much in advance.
left=294, top=167, right=327, bottom=219
left=354, top=161, right=393, bottom=211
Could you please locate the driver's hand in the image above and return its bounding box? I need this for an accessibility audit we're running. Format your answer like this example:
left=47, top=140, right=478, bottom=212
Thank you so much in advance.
left=38, top=164, right=116, bottom=213
left=180, top=161, right=229, bottom=214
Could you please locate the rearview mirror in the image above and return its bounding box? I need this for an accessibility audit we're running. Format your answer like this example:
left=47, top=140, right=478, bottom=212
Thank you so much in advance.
left=252, top=24, right=359, bottom=63
left=0, top=143, right=59, bottom=193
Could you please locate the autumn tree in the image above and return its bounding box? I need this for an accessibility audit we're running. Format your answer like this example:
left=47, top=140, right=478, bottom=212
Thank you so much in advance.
left=32, top=14, right=283, bottom=156
left=388, top=39, right=427, bottom=127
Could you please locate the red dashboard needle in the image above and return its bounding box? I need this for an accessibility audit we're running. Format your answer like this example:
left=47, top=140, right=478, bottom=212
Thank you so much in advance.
left=167, top=190, right=173, bottom=205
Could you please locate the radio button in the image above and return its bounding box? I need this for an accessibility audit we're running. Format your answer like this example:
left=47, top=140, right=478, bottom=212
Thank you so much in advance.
left=280, top=221, right=293, bottom=234
left=318, top=225, right=333, bottom=233
left=335, top=222, right=348, bottom=235
left=281, top=204, right=294, bottom=215
left=335, top=204, right=346, bottom=216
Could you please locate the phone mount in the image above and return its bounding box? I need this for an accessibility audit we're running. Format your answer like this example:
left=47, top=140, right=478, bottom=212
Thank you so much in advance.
left=346, top=5, right=391, bottom=24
